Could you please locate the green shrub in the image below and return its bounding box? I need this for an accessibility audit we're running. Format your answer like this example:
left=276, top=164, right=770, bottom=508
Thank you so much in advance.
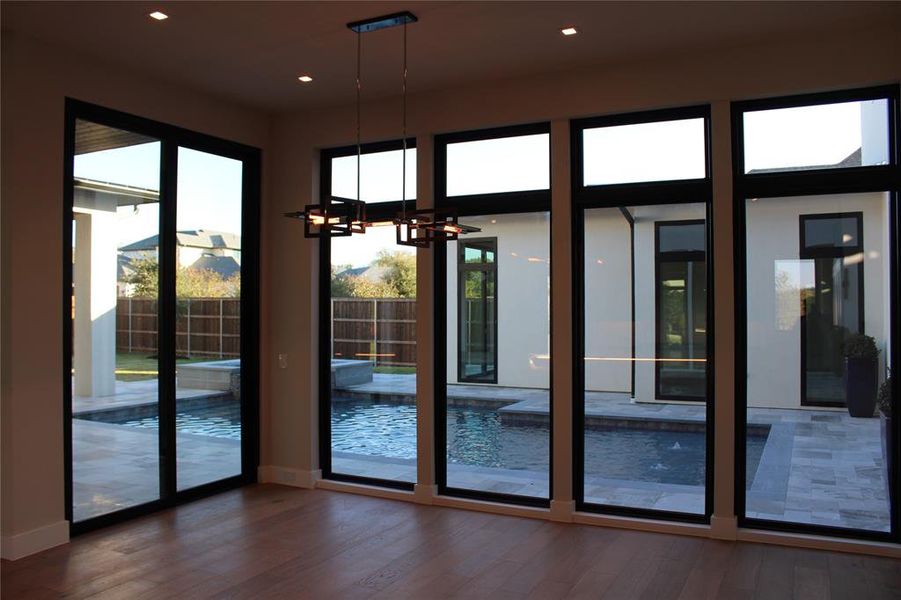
left=843, top=333, right=879, bottom=362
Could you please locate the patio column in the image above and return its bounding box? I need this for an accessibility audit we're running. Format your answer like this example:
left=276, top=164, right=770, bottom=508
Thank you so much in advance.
left=550, top=119, right=574, bottom=521
left=710, top=100, right=737, bottom=539
left=73, top=202, right=118, bottom=397
left=414, top=133, right=437, bottom=503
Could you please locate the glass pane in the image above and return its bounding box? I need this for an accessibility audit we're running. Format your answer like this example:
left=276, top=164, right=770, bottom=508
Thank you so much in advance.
left=583, top=203, right=708, bottom=515
left=745, top=193, right=891, bottom=532
left=330, top=225, right=417, bottom=483
left=331, top=148, right=415, bottom=203
left=446, top=213, right=550, bottom=499
left=658, top=222, right=705, bottom=253
left=71, top=120, right=161, bottom=521
left=582, top=118, right=706, bottom=185
left=175, top=147, right=244, bottom=491
left=743, top=99, right=889, bottom=174
left=446, top=134, right=550, bottom=196
left=802, top=215, right=861, bottom=250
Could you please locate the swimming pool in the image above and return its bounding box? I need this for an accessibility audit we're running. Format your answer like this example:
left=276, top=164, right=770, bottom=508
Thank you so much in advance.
left=332, top=400, right=768, bottom=487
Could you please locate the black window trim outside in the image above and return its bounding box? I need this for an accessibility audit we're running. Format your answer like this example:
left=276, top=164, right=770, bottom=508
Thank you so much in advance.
left=63, top=98, right=261, bottom=536
left=655, top=219, right=708, bottom=403
left=434, top=122, right=553, bottom=508
left=732, top=83, right=901, bottom=543
left=571, top=104, right=714, bottom=525
left=457, top=237, right=499, bottom=385
left=798, top=212, right=866, bottom=409
left=318, top=137, right=418, bottom=491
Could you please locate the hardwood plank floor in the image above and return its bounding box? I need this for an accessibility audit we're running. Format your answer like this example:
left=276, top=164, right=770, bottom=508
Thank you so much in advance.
left=2, top=484, right=899, bottom=599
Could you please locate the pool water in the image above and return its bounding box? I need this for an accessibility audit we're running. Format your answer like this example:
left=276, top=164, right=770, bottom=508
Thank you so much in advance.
left=112, top=405, right=242, bottom=440
left=332, top=400, right=768, bottom=487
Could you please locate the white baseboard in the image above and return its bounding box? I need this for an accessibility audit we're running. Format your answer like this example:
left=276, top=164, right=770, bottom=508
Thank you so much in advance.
left=549, top=500, right=575, bottom=522
left=0, top=520, right=69, bottom=560
left=710, top=515, right=738, bottom=540
left=258, top=465, right=321, bottom=489
left=414, top=484, right=437, bottom=504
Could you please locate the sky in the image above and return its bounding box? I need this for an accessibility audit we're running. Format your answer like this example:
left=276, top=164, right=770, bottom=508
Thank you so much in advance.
left=75, top=99, right=886, bottom=264
left=75, top=144, right=243, bottom=247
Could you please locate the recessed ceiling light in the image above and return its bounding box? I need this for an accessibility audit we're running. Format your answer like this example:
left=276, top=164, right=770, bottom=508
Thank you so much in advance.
left=297, top=75, right=314, bottom=83
left=561, top=26, right=578, bottom=36
left=149, top=11, right=168, bottom=21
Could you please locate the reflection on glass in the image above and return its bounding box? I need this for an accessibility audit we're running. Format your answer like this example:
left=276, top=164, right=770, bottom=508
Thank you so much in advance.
left=445, top=213, right=550, bottom=499
left=71, top=120, right=161, bottom=521
left=745, top=193, right=891, bottom=532
left=743, top=99, right=889, bottom=174
left=330, top=225, right=417, bottom=483
left=583, top=203, right=708, bottom=514
left=175, top=147, right=244, bottom=491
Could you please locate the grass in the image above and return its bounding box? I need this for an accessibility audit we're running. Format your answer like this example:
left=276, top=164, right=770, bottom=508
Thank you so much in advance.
left=116, top=352, right=215, bottom=381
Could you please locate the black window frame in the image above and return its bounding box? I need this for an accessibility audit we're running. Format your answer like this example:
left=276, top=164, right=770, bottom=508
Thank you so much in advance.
left=655, top=219, right=708, bottom=402
left=732, top=84, right=901, bottom=543
left=798, top=211, right=866, bottom=408
left=318, top=137, right=418, bottom=491
left=571, top=104, right=714, bottom=524
left=457, top=237, right=499, bottom=384
left=63, top=98, right=261, bottom=535
left=435, top=121, right=553, bottom=508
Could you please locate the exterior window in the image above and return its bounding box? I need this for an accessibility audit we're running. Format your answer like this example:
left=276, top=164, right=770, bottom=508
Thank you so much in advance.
left=656, top=221, right=706, bottom=400
left=458, top=239, right=497, bottom=383
left=736, top=86, right=899, bottom=540
left=444, top=132, right=549, bottom=197
left=331, top=146, right=415, bottom=203
left=799, top=213, right=864, bottom=407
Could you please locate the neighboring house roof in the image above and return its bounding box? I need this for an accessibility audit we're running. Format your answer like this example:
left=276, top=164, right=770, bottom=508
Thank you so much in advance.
left=190, top=255, right=241, bottom=279
left=337, top=264, right=388, bottom=282
left=120, top=229, right=241, bottom=252
left=117, top=254, right=137, bottom=281
left=747, top=147, right=862, bottom=174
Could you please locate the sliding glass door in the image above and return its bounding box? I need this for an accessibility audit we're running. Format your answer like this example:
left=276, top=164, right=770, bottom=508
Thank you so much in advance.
left=65, top=101, right=259, bottom=531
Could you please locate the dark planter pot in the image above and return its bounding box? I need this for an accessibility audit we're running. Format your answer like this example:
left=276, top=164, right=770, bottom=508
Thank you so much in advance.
left=844, top=357, right=877, bottom=417
left=881, top=412, right=893, bottom=507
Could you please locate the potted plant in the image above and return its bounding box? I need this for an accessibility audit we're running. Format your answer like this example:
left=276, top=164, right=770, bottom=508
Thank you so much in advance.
left=842, top=333, right=879, bottom=417
left=878, top=375, right=893, bottom=507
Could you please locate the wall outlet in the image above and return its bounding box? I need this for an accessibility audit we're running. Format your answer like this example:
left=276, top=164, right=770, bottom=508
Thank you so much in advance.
left=278, top=353, right=288, bottom=369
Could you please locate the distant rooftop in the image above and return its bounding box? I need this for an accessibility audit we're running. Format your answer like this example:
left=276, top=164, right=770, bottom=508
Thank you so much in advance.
left=747, top=148, right=862, bottom=174
left=121, top=229, right=241, bottom=252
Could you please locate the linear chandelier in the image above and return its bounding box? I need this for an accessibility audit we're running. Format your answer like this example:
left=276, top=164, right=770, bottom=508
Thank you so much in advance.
left=286, top=11, right=479, bottom=247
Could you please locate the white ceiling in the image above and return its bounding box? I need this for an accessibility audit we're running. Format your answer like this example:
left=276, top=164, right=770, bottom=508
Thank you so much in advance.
left=2, top=1, right=899, bottom=112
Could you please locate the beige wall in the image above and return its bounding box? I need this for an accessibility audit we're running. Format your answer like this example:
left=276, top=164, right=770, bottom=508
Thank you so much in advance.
left=0, top=32, right=270, bottom=548
left=2, top=19, right=900, bottom=557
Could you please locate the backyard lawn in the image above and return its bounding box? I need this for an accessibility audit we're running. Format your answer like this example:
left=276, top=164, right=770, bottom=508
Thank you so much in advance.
left=116, top=352, right=213, bottom=381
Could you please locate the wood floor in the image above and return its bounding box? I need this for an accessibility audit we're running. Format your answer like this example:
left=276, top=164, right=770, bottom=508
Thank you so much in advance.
left=2, top=485, right=899, bottom=599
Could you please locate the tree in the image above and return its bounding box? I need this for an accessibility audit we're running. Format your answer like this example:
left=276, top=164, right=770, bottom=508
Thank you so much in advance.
left=374, top=250, right=416, bottom=298
left=124, top=257, right=240, bottom=298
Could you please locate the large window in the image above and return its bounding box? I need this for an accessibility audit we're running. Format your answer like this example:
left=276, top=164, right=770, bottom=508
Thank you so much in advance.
left=320, top=140, right=418, bottom=489
left=573, top=107, right=712, bottom=520
left=65, top=101, right=260, bottom=532
left=735, top=86, right=899, bottom=541
left=436, top=124, right=551, bottom=505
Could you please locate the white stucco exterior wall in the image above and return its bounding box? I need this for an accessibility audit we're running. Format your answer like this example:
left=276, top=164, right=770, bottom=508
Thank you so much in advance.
left=446, top=212, right=550, bottom=389
left=745, top=192, right=890, bottom=409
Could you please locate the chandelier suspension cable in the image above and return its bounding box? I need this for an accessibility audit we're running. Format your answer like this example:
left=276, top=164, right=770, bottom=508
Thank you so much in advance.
left=356, top=30, right=362, bottom=206
left=401, top=20, right=408, bottom=220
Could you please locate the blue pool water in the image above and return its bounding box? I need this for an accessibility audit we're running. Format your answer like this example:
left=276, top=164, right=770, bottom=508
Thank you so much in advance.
left=331, top=400, right=767, bottom=486
left=112, top=406, right=242, bottom=440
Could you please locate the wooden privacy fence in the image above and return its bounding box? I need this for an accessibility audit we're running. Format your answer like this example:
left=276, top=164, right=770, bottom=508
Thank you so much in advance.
left=116, top=297, right=241, bottom=358
left=332, top=298, right=416, bottom=367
